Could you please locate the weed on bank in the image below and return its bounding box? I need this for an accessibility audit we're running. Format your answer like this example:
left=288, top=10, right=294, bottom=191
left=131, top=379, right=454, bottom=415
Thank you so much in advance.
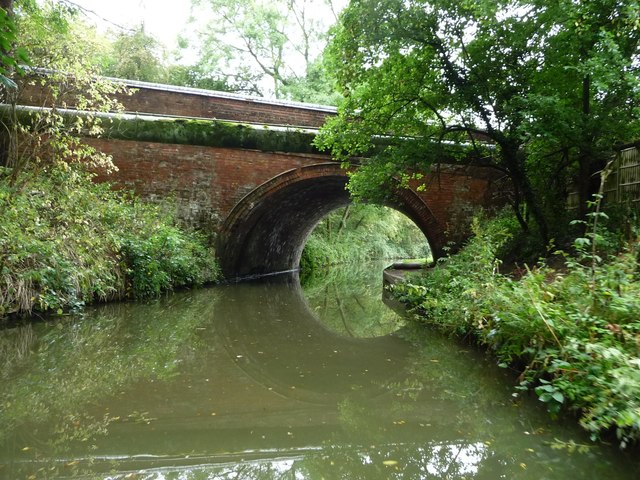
left=392, top=213, right=640, bottom=448
left=0, top=166, right=220, bottom=321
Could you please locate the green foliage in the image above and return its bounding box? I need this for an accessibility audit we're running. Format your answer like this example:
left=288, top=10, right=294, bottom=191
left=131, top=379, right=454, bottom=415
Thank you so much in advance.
left=0, top=5, right=28, bottom=89
left=300, top=204, right=431, bottom=273
left=121, top=224, right=218, bottom=299
left=4, top=1, right=130, bottom=179
left=0, top=289, right=218, bottom=452
left=0, top=166, right=219, bottom=320
left=102, top=26, right=167, bottom=82
left=97, top=115, right=319, bottom=154
left=301, top=261, right=407, bottom=338
left=10, top=0, right=343, bottom=101
left=0, top=1, right=219, bottom=322
left=14, top=0, right=110, bottom=73
left=317, top=0, right=640, bottom=243
left=189, top=0, right=341, bottom=99
left=164, top=63, right=247, bottom=92
left=392, top=210, right=640, bottom=447
left=280, top=57, right=343, bottom=105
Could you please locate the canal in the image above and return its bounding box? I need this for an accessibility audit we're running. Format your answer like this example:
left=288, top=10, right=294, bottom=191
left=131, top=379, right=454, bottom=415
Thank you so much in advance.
left=0, top=263, right=638, bottom=479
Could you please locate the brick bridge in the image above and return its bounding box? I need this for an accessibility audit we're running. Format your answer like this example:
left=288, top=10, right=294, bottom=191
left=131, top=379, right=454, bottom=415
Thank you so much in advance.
left=18, top=78, right=503, bottom=280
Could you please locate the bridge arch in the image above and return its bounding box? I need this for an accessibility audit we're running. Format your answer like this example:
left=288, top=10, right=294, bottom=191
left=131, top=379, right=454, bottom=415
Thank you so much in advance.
left=217, top=163, right=445, bottom=280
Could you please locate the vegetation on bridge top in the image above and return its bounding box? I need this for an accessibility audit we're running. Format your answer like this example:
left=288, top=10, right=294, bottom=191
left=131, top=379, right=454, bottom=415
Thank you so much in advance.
left=104, top=116, right=322, bottom=154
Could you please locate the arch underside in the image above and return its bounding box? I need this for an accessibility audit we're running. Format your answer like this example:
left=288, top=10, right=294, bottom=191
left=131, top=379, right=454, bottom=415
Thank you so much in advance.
left=218, top=164, right=443, bottom=280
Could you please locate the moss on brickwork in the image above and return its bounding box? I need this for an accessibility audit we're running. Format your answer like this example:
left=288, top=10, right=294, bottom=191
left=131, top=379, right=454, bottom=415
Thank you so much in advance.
left=0, top=105, right=320, bottom=153
left=104, top=116, right=320, bottom=153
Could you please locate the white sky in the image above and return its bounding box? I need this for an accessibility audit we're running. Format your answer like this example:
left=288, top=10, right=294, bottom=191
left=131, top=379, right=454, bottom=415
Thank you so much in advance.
left=71, top=0, right=193, bottom=52
left=70, top=1, right=346, bottom=50
left=69, top=0, right=347, bottom=69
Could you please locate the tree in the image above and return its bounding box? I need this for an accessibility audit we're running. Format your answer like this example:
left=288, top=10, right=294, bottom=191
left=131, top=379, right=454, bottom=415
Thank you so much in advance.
left=189, top=0, right=342, bottom=99
left=316, top=0, right=640, bottom=245
left=164, top=63, right=249, bottom=93
left=103, top=26, right=166, bottom=82
left=2, top=0, right=127, bottom=180
left=1, top=0, right=27, bottom=88
left=279, top=56, right=342, bottom=105
left=0, top=0, right=22, bottom=166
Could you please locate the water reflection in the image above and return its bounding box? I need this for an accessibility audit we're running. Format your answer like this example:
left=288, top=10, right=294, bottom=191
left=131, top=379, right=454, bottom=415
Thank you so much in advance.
left=301, top=262, right=406, bottom=338
left=0, top=265, right=638, bottom=479
left=213, top=273, right=409, bottom=406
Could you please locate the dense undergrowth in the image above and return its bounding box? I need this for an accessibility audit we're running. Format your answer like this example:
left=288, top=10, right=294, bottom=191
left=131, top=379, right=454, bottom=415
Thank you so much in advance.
left=0, top=166, right=220, bottom=322
left=300, top=204, right=431, bottom=273
left=392, top=211, right=640, bottom=448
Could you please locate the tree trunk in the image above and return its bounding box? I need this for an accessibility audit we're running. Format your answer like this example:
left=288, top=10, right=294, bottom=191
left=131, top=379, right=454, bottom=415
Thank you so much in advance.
left=519, top=172, right=550, bottom=246
left=336, top=205, right=351, bottom=237
left=574, top=75, right=604, bottom=226
left=501, top=141, right=550, bottom=246
left=0, top=0, right=15, bottom=168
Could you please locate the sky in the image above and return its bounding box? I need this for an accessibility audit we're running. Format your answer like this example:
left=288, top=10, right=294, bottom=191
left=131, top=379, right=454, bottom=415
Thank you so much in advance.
left=69, top=0, right=347, bottom=67
left=71, top=0, right=193, bottom=52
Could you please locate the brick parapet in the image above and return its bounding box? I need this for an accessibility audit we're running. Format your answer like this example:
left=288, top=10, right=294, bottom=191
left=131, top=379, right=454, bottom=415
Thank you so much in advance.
left=17, top=75, right=336, bottom=129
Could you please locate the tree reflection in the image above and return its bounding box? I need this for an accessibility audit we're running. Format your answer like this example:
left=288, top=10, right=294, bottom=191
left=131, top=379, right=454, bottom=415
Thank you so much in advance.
left=1, top=277, right=638, bottom=480
left=95, top=442, right=498, bottom=480
left=0, top=290, right=218, bottom=462
left=301, top=261, right=405, bottom=338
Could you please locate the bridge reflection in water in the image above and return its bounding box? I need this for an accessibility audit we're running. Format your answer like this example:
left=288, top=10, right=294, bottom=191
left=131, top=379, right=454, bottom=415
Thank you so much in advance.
left=0, top=266, right=638, bottom=479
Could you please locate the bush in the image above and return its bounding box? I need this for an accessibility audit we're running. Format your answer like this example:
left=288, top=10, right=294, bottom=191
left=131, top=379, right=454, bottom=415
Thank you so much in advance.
left=392, top=210, right=640, bottom=447
left=121, top=225, right=218, bottom=299
left=0, top=166, right=220, bottom=320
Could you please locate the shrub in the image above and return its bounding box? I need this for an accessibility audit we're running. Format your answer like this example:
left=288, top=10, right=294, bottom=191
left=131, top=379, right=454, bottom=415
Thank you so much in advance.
left=0, top=166, right=220, bottom=321
left=392, top=210, right=640, bottom=447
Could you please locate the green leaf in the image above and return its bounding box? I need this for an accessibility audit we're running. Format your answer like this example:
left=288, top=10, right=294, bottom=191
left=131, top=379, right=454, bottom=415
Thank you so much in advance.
left=0, top=75, right=17, bottom=90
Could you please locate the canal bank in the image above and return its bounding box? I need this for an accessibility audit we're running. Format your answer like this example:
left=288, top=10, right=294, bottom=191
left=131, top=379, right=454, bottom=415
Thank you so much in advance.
left=387, top=217, right=640, bottom=451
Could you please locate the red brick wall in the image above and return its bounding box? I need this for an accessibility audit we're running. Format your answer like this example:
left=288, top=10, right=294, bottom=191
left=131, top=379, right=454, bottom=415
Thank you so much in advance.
left=412, top=167, right=497, bottom=242
left=19, top=80, right=335, bottom=128
left=113, top=86, right=334, bottom=128
left=89, top=137, right=499, bottom=249
left=88, top=137, right=334, bottom=228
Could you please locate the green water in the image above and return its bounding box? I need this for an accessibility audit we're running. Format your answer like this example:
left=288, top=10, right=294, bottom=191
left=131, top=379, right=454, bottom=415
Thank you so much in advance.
left=0, top=264, right=638, bottom=479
